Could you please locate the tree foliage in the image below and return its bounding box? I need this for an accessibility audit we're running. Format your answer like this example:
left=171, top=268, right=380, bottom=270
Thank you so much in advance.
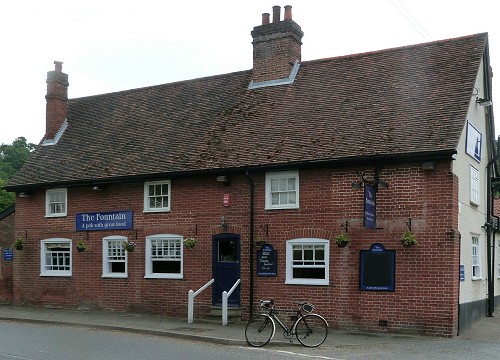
left=0, top=137, right=35, bottom=211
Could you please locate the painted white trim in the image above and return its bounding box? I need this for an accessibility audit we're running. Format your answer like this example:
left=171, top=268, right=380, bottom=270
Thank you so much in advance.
left=102, top=235, right=128, bottom=278
left=40, top=238, right=72, bottom=277
left=144, top=234, right=183, bottom=279
left=285, top=238, right=329, bottom=285
left=143, top=180, right=171, bottom=212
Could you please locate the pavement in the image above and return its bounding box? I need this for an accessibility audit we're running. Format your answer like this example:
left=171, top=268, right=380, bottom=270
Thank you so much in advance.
left=0, top=304, right=498, bottom=347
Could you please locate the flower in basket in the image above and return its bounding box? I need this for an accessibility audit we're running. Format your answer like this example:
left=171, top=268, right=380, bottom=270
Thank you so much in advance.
left=401, top=229, right=418, bottom=247
left=123, top=241, right=136, bottom=252
left=76, top=240, right=87, bottom=252
left=335, top=233, right=350, bottom=247
left=12, top=239, right=24, bottom=250
left=183, top=237, right=197, bottom=249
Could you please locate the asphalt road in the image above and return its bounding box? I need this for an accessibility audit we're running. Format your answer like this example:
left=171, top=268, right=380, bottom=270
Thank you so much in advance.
left=1, top=320, right=499, bottom=360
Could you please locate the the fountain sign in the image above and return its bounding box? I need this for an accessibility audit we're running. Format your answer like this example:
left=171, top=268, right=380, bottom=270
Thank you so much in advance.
left=76, top=210, right=133, bottom=231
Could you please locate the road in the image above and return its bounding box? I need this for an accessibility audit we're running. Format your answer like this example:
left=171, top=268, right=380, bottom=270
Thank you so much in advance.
left=1, top=321, right=499, bottom=360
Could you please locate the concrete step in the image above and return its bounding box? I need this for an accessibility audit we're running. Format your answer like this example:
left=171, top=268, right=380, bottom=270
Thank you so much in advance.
left=199, top=306, right=242, bottom=324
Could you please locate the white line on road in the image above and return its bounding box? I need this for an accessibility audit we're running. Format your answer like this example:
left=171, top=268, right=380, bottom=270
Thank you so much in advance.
left=239, top=346, right=347, bottom=360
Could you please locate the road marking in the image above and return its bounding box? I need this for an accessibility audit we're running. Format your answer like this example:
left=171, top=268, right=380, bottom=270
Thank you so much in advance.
left=0, top=353, right=36, bottom=360
left=240, top=346, right=347, bottom=360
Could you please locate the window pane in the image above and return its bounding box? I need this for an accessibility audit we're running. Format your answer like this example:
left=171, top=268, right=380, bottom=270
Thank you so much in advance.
left=288, top=178, right=295, bottom=191
left=271, top=179, right=279, bottom=192
left=279, top=178, right=287, bottom=191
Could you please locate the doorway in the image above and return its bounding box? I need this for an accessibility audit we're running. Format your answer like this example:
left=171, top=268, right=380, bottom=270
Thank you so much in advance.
left=212, top=234, right=240, bottom=307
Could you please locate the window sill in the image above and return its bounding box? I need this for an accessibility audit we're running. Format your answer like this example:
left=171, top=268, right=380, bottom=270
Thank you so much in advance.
left=471, top=277, right=482, bottom=281
left=285, top=279, right=329, bottom=286
left=40, top=272, right=72, bottom=277
left=45, top=214, right=67, bottom=218
left=102, top=274, right=128, bottom=279
left=143, top=209, right=171, bottom=213
left=144, top=274, right=183, bottom=280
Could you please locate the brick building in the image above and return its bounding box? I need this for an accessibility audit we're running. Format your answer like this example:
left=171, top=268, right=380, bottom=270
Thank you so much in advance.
left=0, top=204, right=15, bottom=302
left=3, top=6, right=498, bottom=336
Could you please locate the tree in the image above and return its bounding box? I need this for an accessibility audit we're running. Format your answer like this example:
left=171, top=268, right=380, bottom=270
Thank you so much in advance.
left=0, top=137, right=35, bottom=211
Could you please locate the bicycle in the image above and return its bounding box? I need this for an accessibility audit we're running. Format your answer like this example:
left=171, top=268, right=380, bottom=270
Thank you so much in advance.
left=245, top=299, right=328, bottom=347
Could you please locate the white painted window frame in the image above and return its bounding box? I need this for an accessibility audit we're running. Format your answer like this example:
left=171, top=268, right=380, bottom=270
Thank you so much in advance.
left=102, top=235, right=128, bottom=278
left=470, top=165, right=480, bottom=206
left=145, top=234, right=183, bottom=279
left=45, top=188, right=67, bottom=217
left=285, top=238, right=329, bottom=285
left=144, top=180, right=171, bottom=212
left=40, top=238, right=72, bottom=277
left=471, top=235, right=482, bottom=280
left=265, top=170, right=299, bottom=210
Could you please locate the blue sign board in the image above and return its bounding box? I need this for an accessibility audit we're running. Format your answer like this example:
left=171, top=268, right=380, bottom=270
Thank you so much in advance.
left=364, top=184, right=377, bottom=229
left=360, top=243, right=395, bottom=291
left=3, top=249, right=13, bottom=261
left=459, top=264, right=465, bottom=282
left=257, top=244, right=277, bottom=276
left=76, top=210, right=133, bottom=231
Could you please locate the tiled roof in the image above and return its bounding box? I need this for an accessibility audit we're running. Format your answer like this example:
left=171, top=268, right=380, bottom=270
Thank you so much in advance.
left=7, top=33, right=487, bottom=189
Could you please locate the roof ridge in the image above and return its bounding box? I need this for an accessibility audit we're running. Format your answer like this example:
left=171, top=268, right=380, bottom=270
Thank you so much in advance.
left=69, top=69, right=252, bottom=102
left=302, top=32, right=488, bottom=65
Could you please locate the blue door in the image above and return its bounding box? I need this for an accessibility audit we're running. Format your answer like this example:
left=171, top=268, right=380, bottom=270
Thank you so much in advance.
left=212, top=234, right=240, bottom=307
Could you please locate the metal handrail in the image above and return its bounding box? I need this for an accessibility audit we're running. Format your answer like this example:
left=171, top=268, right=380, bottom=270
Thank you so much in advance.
left=188, top=278, right=214, bottom=323
left=222, top=279, right=240, bottom=326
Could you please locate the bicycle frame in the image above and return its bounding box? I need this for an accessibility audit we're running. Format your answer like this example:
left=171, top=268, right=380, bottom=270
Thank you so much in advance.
left=266, top=307, right=303, bottom=337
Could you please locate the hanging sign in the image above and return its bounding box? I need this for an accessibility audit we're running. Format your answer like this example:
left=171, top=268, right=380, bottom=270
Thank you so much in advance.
left=257, top=244, right=277, bottom=277
left=465, top=121, right=482, bottom=162
left=364, top=184, right=377, bottom=229
left=76, top=210, right=133, bottom=231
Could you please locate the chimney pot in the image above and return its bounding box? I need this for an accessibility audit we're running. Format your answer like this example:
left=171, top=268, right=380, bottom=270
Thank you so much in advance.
left=262, top=12, right=270, bottom=25
left=272, top=5, right=281, bottom=23
left=54, top=61, right=63, bottom=72
left=284, top=5, right=292, bottom=20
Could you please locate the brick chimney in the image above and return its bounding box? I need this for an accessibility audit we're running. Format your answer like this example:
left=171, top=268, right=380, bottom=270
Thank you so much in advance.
left=45, top=61, right=68, bottom=140
left=251, top=5, right=303, bottom=84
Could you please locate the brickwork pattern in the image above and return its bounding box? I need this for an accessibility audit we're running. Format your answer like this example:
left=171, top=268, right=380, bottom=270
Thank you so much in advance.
left=12, top=161, right=460, bottom=336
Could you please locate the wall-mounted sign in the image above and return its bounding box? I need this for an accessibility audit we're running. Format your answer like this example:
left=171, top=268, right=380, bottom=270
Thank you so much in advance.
left=466, top=121, right=482, bottom=162
left=360, top=243, right=395, bottom=291
left=459, top=264, right=465, bottom=282
left=257, top=244, right=277, bottom=277
left=76, top=210, right=133, bottom=231
left=3, top=249, right=13, bottom=261
left=223, top=193, right=231, bottom=207
left=364, top=184, right=376, bottom=229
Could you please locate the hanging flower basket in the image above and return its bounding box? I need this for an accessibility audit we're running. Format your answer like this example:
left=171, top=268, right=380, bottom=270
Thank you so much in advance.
left=76, top=240, right=87, bottom=253
left=12, top=239, right=24, bottom=250
left=401, top=229, right=418, bottom=247
left=183, top=237, right=197, bottom=249
left=123, top=241, right=136, bottom=252
left=335, top=233, right=350, bottom=248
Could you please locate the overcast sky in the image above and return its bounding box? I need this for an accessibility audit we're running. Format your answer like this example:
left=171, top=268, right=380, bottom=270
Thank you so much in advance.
left=0, top=0, right=498, bottom=145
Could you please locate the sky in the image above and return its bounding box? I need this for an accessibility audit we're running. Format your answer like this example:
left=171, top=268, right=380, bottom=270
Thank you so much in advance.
left=0, top=0, right=498, bottom=145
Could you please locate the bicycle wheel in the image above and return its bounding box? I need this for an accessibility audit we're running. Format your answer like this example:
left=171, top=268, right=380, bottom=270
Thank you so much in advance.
left=295, top=314, right=328, bottom=347
left=245, top=314, right=275, bottom=347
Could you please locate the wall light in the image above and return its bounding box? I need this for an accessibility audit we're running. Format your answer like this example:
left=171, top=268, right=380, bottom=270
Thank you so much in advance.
left=476, top=98, right=493, bottom=107
left=18, top=191, right=31, bottom=198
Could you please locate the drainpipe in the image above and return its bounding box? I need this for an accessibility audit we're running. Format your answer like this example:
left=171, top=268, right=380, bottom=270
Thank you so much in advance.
left=246, top=170, right=255, bottom=319
left=486, top=158, right=495, bottom=317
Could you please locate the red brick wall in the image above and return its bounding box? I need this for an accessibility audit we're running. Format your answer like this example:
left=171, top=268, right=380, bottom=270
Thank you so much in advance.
left=12, top=160, right=459, bottom=335
left=0, top=209, right=15, bottom=302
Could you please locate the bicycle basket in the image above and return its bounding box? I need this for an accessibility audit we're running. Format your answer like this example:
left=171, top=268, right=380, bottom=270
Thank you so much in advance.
left=301, top=303, right=314, bottom=313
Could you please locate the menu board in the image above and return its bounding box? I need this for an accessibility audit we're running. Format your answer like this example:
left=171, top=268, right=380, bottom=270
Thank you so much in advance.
left=257, top=244, right=277, bottom=277
left=359, top=243, right=395, bottom=291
